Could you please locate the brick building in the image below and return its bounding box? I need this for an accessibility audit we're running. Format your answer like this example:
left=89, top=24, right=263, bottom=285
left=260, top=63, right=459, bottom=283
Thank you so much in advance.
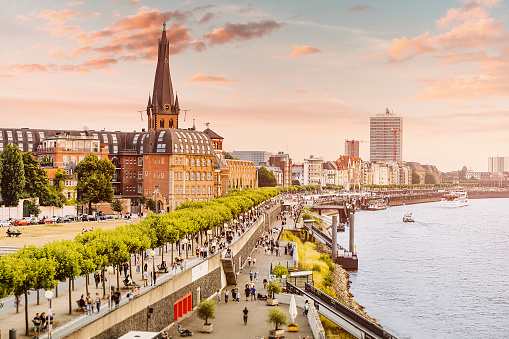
left=268, top=151, right=292, bottom=187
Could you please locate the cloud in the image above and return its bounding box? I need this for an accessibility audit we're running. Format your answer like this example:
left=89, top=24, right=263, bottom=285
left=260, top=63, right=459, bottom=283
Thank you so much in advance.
left=66, top=1, right=85, bottom=7
left=199, top=12, right=214, bottom=24
left=201, top=91, right=214, bottom=96
left=232, top=94, right=248, bottom=98
left=296, top=89, right=308, bottom=95
left=346, top=5, right=372, bottom=13
left=274, top=45, right=321, bottom=58
left=0, top=74, right=16, bottom=78
left=6, top=63, right=58, bottom=72
left=16, top=15, right=31, bottom=21
left=47, top=46, right=91, bottom=58
left=203, top=20, right=282, bottom=45
left=186, top=73, right=235, bottom=83
left=32, top=9, right=100, bottom=25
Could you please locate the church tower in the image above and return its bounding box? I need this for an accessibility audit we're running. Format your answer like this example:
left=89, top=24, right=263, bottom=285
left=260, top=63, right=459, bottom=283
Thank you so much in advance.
left=147, top=22, right=180, bottom=130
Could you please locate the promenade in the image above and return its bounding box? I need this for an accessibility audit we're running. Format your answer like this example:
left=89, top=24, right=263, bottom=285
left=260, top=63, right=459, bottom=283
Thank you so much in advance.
left=0, top=204, right=314, bottom=339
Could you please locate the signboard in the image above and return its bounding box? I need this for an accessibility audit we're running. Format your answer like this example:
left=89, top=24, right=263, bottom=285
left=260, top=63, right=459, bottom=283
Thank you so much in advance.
left=290, top=270, right=313, bottom=278
left=269, top=274, right=276, bottom=280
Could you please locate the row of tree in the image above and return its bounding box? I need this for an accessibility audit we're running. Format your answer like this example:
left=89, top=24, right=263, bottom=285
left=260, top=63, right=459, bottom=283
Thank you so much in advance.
left=0, top=186, right=293, bottom=335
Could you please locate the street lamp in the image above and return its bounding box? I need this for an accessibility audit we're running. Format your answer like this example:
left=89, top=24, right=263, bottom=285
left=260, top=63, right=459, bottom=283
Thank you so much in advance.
left=150, top=250, right=156, bottom=286
left=107, top=266, right=113, bottom=309
left=206, top=229, right=212, bottom=254
left=183, top=238, right=188, bottom=259
left=44, top=290, right=53, bottom=339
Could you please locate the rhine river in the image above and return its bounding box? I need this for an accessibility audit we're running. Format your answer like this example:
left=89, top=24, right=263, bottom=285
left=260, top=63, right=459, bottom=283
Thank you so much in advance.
left=336, top=198, right=509, bottom=339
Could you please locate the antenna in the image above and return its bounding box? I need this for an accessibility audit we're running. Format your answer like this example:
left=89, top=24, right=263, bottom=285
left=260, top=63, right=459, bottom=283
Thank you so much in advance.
left=137, top=110, right=143, bottom=121
left=180, top=109, right=190, bottom=121
left=204, top=122, right=210, bottom=129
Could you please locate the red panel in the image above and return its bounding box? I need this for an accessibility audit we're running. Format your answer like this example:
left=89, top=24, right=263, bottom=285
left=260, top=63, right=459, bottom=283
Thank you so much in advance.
left=178, top=300, right=183, bottom=317
left=173, top=303, right=178, bottom=321
left=187, top=294, right=192, bottom=311
left=183, top=298, right=188, bottom=314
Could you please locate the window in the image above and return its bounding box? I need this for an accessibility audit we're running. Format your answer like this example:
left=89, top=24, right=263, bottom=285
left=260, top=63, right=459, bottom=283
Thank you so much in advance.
left=179, top=186, right=182, bottom=195
left=196, top=172, right=200, bottom=181
left=126, top=159, right=129, bottom=165
left=186, top=158, right=189, bottom=166
left=191, top=158, right=195, bottom=166
left=125, top=172, right=128, bottom=178
left=154, top=159, right=157, bottom=164
left=161, top=173, right=164, bottom=178
left=190, top=172, right=194, bottom=180
left=138, top=157, right=143, bottom=166
left=185, top=172, right=189, bottom=180
left=145, top=171, right=148, bottom=176
left=191, top=186, right=195, bottom=194
left=175, top=172, right=178, bottom=180
left=197, top=159, right=201, bottom=167
left=179, top=172, right=182, bottom=180
left=186, top=186, right=189, bottom=195
left=160, top=120, right=164, bottom=128
left=138, top=184, right=142, bottom=193
left=175, top=187, right=178, bottom=195
left=161, top=158, right=164, bottom=164
left=208, top=186, right=211, bottom=195
left=154, top=173, right=156, bottom=178
left=138, top=171, right=143, bottom=179
left=155, top=185, right=159, bottom=191
left=145, top=189, right=148, bottom=194
left=207, top=159, right=211, bottom=166
left=180, top=158, right=183, bottom=165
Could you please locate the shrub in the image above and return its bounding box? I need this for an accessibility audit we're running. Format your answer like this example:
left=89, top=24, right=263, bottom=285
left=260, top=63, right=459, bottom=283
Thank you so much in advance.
left=196, top=299, right=215, bottom=325
left=267, top=279, right=282, bottom=299
left=312, top=264, right=321, bottom=272
left=324, top=275, right=334, bottom=287
left=273, top=264, right=289, bottom=277
left=320, top=253, right=335, bottom=272
left=267, top=307, right=287, bottom=330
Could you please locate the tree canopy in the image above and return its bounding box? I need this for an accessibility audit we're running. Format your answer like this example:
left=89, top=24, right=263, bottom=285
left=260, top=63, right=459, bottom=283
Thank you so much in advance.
left=258, top=167, right=278, bottom=187
left=76, top=154, right=115, bottom=212
left=411, top=170, right=421, bottom=184
left=0, top=144, right=26, bottom=206
left=424, top=172, right=437, bottom=184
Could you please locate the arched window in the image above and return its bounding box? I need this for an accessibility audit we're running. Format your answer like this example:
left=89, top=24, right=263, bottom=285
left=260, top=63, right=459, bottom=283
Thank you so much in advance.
left=191, top=172, right=195, bottom=180
left=160, top=119, right=164, bottom=128
left=169, top=119, right=174, bottom=128
left=196, top=172, right=200, bottom=180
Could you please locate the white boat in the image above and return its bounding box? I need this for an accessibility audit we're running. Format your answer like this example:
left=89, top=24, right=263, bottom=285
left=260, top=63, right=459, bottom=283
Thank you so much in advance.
left=441, top=191, right=468, bottom=207
left=368, top=199, right=387, bottom=210
left=403, top=212, right=414, bottom=222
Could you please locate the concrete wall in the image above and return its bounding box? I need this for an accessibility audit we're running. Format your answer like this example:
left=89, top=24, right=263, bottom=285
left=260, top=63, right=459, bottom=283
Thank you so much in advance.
left=65, top=205, right=280, bottom=339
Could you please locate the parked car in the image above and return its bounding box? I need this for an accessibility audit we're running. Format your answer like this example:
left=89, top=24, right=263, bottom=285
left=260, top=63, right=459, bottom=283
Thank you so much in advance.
left=58, top=216, right=71, bottom=223
left=44, top=217, right=58, bottom=224
left=64, top=215, right=76, bottom=221
left=38, top=218, right=47, bottom=224
left=81, top=214, right=96, bottom=222
left=0, top=220, right=12, bottom=227
left=13, top=219, right=30, bottom=226
left=29, top=217, right=39, bottom=225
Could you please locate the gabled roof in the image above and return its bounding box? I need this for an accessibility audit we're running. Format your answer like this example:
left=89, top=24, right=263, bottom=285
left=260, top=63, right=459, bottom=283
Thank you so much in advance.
left=406, top=162, right=425, bottom=171
left=203, top=128, right=223, bottom=140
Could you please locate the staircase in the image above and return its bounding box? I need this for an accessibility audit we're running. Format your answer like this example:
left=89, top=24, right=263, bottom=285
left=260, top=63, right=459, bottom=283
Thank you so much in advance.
left=221, top=257, right=237, bottom=285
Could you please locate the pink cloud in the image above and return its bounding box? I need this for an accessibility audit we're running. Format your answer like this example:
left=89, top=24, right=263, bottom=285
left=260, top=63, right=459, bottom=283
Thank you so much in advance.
left=186, top=73, right=235, bottom=83
left=296, top=89, right=308, bottom=95
left=66, top=1, right=85, bottom=7
left=274, top=45, right=321, bottom=59
left=204, top=20, right=282, bottom=45
left=232, top=94, right=248, bottom=98
left=201, top=91, right=214, bottom=96
left=199, top=12, right=214, bottom=24
left=32, top=9, right=100, bottom=25
left=6, top=63, right=58, bottom=72
left=16, top=15, right=31, bottom=21
left=47, top=46, right=91, bottom=58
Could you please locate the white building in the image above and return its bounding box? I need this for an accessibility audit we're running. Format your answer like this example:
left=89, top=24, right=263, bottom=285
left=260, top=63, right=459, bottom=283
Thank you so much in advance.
left=488, top=157, right=509, bottom=173
left=303, top=155, right=324, bottom=186
left=229, top=150, right=272, bottom=166
left=370, top=108, right=403, bottom=162
left=292, top=163, right=304, bottom=186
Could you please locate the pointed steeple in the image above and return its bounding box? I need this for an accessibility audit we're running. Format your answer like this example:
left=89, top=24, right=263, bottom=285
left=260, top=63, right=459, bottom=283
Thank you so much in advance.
left=153, top=91, right=159, bottom=113
left=147, top=94, right=152, bottom=108
left=174, top=93, right=179, bottom=113
left=152, top=22, right=174, bottom=112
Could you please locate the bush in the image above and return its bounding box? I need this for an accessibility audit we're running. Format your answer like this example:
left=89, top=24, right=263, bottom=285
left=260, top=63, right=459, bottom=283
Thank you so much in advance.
left=196, top=299, right=215, bottom=325
left=267, top=279, right=282, bottom=299
left=267, top=307, right=287, bottom=330
left=273, top=264, right=289, bottom=277
left=323, top=275, right=334, bottom=287
left=320, top=254, right=335, bottom=272
left=312, top=264, right=321, bottom=272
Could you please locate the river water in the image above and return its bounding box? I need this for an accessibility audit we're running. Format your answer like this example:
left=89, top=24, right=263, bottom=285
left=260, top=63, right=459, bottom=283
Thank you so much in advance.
left=335, top=198, right=509, bottom=339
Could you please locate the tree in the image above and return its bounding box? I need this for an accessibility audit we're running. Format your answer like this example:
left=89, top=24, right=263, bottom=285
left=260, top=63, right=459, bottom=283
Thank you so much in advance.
left=425, top=172, right=437, bottom=184
left=23, top=198, right=41, bottom=216
left=146, top=198, right=156, bottom=212
left=411, top=170, right=421, bottom=184
left=0, top=144, right=26, bottom=206
left=267, top=307, right=287, bottom=331
left=76, top=154, right=115, bottom=213
left=267, top=279, right=282, bottom=299
left=292, top=179, right=300, bottom=186
left=258, top=167, right=277, bottom=187
left=110, top=199, right=124, bottom=215
left=273, top=264, right=289, bottom=278
left=40, top=185, right=65, bottom=207
left=21, top=152, right=50, bottom=199
left=459, top=169, right=466, bottom=180
left=222, top=151, right=238, bottom=160
left=196, top=299, right=215, bottom=325
left=138, top=195, right=147, bottom=207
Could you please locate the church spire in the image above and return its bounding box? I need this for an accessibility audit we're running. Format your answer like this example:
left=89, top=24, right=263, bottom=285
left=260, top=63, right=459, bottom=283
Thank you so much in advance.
left=152, top=22, right=174, bottom=112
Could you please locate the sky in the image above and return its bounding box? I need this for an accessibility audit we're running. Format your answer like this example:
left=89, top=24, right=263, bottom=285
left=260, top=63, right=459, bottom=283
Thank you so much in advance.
left=1, top=0, right=509, bottom=172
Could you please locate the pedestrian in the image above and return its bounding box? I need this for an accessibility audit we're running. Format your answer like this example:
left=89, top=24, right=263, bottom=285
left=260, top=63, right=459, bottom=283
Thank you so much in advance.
left=142, top=270, right=148, bottom=287
left=224, top=289, right=229, bottom=304
left=86, top=293, right=93, bottom=315
left=234, top=286, right=239, bottom=303
left=253, top=257, right=256, bottom=266
left=217, top=289, right=221, bottom=304
left=247, top=256, right=252, bottom=266
left=254, top=269, right=259, bottom=282
left=39, top=312, right=47, bottom=333
left=33, top=312, right=41, bottom=339
left=303, top=300, right=310, bottom=316
left=249, top=270, right=253, bottom=282
left=250, top=285, right=256, bottom=300
left=95, top=293, right=102, bottom=313
left=243, top=307, right=249, bottom=325
left=244, top=286, right=250, bottom=301
left=263, top=277, right=268, bottom=289
left=94, top=271, right=100, bottom=289
left=231, top=287, right=236, bottom=302
left=123, top=263, right=129, bottom=277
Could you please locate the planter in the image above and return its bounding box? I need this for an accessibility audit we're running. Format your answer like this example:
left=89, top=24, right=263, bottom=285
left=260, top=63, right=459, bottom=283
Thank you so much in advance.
left=269, top=329, right=285, bottom=338
left=266, top=298, right=279, bottom=306
left=288, top=325, right=298, bottom=332
left=202, top=323, right=213, bottom=333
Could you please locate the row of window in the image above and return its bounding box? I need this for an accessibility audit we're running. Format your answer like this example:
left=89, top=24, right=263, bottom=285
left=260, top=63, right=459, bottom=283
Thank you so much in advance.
left=125, top=185, right=142, bottom=193
left=125, top=171, right=144, bottom=179
left=125, top=158, right=142, bottom=166
left=173, top=157, right=212, bottom=167
left=173, top=185, right=212, bottom=196
left=174, top=171, right=212, bottom=181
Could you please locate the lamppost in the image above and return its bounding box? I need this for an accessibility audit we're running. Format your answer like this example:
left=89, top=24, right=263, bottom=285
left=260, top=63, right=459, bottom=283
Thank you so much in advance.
left=107, top=266, right=113, bottom=309
left=150, top=250, right=156, bottom=286
left=44, top=290, right=53, bottom=339
left=183, top=238, right=188, bottom=259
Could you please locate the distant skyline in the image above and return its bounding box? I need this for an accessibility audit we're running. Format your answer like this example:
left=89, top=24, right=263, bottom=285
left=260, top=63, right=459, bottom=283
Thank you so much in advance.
left=1, top=0, right=508, bottom=172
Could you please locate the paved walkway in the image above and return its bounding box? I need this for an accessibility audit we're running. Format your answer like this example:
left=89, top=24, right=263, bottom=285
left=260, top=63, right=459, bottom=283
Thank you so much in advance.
left=166, top=218, right=313, bottom=339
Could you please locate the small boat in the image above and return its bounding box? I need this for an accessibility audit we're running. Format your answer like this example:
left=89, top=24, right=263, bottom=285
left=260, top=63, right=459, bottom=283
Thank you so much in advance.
left=441, top=191, right=468, bottom=207
left=368, top=199, right=387, bottom=210
left=403, top=212, right=414, bottom=222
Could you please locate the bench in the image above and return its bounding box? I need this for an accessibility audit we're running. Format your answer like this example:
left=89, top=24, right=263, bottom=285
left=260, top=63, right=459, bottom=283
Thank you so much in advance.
left=122, top=280, right=138, bottom=289
left=156, top=264, right=168, bottom=273
left=76, top=300, right=86, bottom=312
left=6, top=231, right=22, bottom=237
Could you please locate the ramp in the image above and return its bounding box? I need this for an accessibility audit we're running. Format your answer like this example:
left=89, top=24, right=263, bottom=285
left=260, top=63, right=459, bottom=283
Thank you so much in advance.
left=287, top=282, right=396, bottom=339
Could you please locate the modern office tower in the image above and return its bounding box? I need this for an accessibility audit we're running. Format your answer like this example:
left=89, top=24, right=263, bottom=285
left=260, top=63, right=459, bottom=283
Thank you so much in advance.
left=344, top=140, right=360, bottom=158
left=370, top=108, right=403, bottom=162
left=488, top=157, right=509, bottom=172
left=229, top=151, right=272, bottom=166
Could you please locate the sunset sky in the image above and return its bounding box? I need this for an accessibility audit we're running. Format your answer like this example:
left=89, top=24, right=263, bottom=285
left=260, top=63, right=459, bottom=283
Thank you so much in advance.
left=1, top=0, right=508, bottom=172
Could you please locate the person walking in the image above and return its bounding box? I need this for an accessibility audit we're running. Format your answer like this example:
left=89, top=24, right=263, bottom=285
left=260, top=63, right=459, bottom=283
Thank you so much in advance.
left=142, top=270, right=148, bottom=287
left=263, top=277, right=268, bottom=289
left=254, top=269, right=259, bottom=282
left=95, top=293, right=102, bottom=313
left=224, top=289, right=229, bottom=304
left=249, top=270, right=253, bottom=282
left=250, top=285, right=256, bottom=300
left=94, top=271, right=100, bottom=289
left=216, top=289, right=221, bottom=304
left=303, top=300, right=310, bottom=316
left=231, top=287, right=236, bottom=303
left=86, top=293, right=93, bottom=315
left=247, top=256, right=252, bottom=266
left=244, top=286, right=250, bottom=301
left=234, top=286, right=239, bottom=303
left=242, top=307, right=249, bottom=325
left=33, top=312, right=41, bottom=339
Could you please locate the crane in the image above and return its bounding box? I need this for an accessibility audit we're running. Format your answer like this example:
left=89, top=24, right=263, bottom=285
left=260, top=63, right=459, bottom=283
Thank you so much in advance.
left=345, top=139, right=368, bottom=158
left=391, top=129, right=402, bottom=162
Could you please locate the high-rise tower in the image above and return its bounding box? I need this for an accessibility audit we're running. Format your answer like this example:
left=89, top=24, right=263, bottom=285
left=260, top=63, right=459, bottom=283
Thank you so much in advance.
left=147, top=22, right=180, bottom=130
left=370, top=108, right=403, bottom=162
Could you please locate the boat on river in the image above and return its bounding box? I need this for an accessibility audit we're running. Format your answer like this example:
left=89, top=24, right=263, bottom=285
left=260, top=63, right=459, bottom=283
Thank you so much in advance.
left=403, top=212, right=414, bottom=222
left=441, top=191, right=468, bottom=207
left=368, top=199, right=387, bottom=210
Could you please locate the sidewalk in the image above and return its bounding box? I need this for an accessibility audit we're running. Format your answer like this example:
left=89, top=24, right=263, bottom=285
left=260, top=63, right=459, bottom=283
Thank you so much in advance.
left=166, top=218, right=313, bottom=339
